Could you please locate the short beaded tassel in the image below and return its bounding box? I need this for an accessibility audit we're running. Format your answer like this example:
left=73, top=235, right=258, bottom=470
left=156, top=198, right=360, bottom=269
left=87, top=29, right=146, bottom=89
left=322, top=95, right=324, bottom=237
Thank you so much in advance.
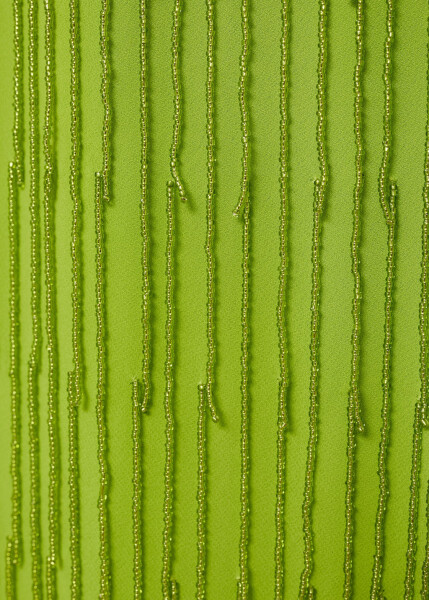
left=43, top=0, right=61, bottom=597
left=162, top=181, right=179, bottom=600
left=274, top=1, right=289, bottom=599
left=370, top=0, right=398, bottom=597
left=420, top=9, right=429, bottom=599
left=5, top=0, right=24, bottom=597
left=132, top=381, right=144, bottom=600
left=140, top=0, right=151, bottom=412
left=343, top=1, right=365, bottom=598
left=28, top=0, right=43, bottom=596
left=6, top=163, right=21, bottom=600
left=68, top=0, right=83, bottom=596
left=299, top=2, right=328, bottom=598
left=235, top=1, right=251, bottom=599
left=195, top=0, right=219, bottom=598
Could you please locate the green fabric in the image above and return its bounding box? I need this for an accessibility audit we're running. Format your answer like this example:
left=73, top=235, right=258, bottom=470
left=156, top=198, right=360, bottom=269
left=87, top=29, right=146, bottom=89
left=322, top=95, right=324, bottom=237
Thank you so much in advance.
left=0, top=0, right=428, bottom=598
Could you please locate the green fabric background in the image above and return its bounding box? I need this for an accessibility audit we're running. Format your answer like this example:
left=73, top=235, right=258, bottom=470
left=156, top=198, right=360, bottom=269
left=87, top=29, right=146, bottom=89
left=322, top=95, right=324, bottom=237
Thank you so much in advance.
left=0, top=0, right=428, bottom=597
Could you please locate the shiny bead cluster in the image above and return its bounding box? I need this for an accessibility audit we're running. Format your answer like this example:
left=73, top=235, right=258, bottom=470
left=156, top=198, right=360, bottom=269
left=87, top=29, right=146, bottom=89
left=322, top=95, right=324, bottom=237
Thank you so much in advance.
left=371, top=1, right=397, bottom=597
left=196, top=384, right=208, bottom=600
left=67, top=371, right=81, bottom=600
left=343, top=1, right=364, bottom=598
left=274, top=1, right=289, bottom=599
left=299, top=2, right=328, bottom=599
left=101, top=0, right=111, bottom=202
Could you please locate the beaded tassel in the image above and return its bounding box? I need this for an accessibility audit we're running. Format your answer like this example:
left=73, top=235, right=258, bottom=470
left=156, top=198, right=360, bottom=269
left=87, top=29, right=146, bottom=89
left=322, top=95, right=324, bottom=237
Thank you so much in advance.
left=421, top=7, right=429, bottom=429
left=422, top=480, right=429, bottom=597
left=140, top=0, right=151, bottom=412
left=171, top=0, right=187, bottom=202
left=196, top=384, right=209, bottom=600
left=6, top=162, right=21, bottom=600
left=370, top=1, right=397, bottom=597
left=299, top=2, right=328, bottom=598
left=68, top=0, right=82, bottom=596
left=6, top=1, right=24, bottom=596
left=162, top=181, right=179, bottom=600
left=404, top=12, right=429, bottom=598
left=132, top=381, right=143, bottom=599
left=195, top=2, right=219, bottom=597
left=95, top=173, right=111, bottom=599
left=343, top=1, right=364, bottom=598
left=13, top=0, right=24, bottom=187
left=404, top=402, right=423, bottom=599
left=28, top=0, right=43, bottom=596
left=100, top=0, right=111, bottom=202
left=67, top=372, right=81, bottom=600
left=43, top=1, right=60, bottom=596
left=236, top=2, right=251, bottom=599
left=274, top=1, right=289, bottom=598
left=205, top=0, right=219, bottom=424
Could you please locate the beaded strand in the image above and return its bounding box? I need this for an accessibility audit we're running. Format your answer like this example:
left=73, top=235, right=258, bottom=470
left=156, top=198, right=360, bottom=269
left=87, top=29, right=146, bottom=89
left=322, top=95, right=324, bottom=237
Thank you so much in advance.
left=140, top=0, right=151, bottom=412
left=196, top=384, right=209, bottom=599
left=299, top=2, right=328, bottom=598
left=274, top=1, right=289, bottom=598
left=43, top=1, right=60, bottom=596
left=171, top=0, right=187, bottom=202
left=67, top=372, right=81, bottom=599
left=6, top=162, right=21, bottom=600
left=68, top=1, right=82, bottom=595
left=13, top=0, right=24, bottom=186
left=343, top=1, right=364, bottom=598
left=28, top=0, right=43, bottom=595
left=370, top=1, right=397, bottom=596
left=132, top=380, right=143, bottom=599
left=422, top=480, right=429, bottom=597
left=100, top=0, right=111, bottom=202
left=162, top=181, right=179, bottom=599
left=236, top=2, right=251, bottom=598
left=95, top=172, right=111, bottom=599
left=205, top=0, right=219, bottom=424
left=404, top=402, right=423, bottom=599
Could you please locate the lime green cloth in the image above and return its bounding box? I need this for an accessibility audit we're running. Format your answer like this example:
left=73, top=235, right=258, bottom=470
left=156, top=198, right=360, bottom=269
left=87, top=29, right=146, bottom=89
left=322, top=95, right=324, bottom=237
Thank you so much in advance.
left=0, top=0, right=429, bottom=598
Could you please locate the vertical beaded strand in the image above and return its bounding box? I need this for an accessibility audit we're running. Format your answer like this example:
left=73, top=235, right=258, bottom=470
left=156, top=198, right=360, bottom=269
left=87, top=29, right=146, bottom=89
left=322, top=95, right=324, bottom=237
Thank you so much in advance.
left=69, top=0, right=82, bottom=596
left=404, top=402, right=423, bottom=599
left=195, top=2, right=219, bottom=597
left=140, top=0, right=151, bottom=412
left=274, top=2, right=289, bottom=598
left=236, top=2, right=251, bottom=599
left=100, top=0, right=111, bottom=203
left=205, top=0, right=219, bottom=424
left=6, top=162, right=21, bottom=600
left=43, top=0, right=60, bottom=596
left=6, top=0, right=25, bottom=594
left=370, top=1, right=397, bottom=596
left=405, top=12, right=429, bottom=598
left=162, top=181, right=179, bottom=599
left=132, top=381, right=143, bottom=599
left=95, top=172, right=111, bottom=599
left=299, top=2, right=328, bottom=599
left=422, top=480, right=429, bottom=597
left=28, top=0, right=43, bottom=596
left=13, top=0, right=24, bottom=187
left=196, top=384, right=208, bottom=600
left=67, top=371, right=80, bottom=599
left=171, top=0, right=187, bottom=203
left=343, top=2, right=364, bottom=598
